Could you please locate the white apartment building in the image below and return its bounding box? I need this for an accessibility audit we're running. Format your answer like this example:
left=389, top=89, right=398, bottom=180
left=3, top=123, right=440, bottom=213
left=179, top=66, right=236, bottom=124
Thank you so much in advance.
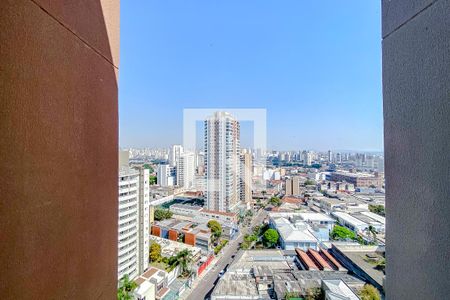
left=205, top=112, right=241, bottom=212
left=303, top=151, right=313, bottom=166
left=157, top=164, right=173, bottom=187
left=118, top=165, right=140, bottom=280
left=169, top=145, right=183, bottom=167
left=118, top=151, right=150, bottom=281
left=136, top=166, right=150, bottom=275
left=177, top=152, right=195, bottom=189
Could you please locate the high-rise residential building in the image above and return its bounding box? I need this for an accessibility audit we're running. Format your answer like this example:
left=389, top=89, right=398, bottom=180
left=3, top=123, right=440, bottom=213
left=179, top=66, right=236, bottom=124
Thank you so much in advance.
left=303, top=151, right=313, bottom=166
left=157, top=164, right=174, bottom=187
left=328, top=150, right=333, bottom=163
left=285, top=179, right=293, bottom=196
left=285, top=176, right=300, bottom=196
left=177, top=152, right=195, bottom=189
left=118, top=151, right=150, bottom=281
left=240, top=152, right=253, bottom=207
left=204, top=112, right=241, bottom=212
left=170, top=145, right=183, bottom=167
left=135, top=166, right=150, bottom=275
left=118, top=152, right=140, bottom=280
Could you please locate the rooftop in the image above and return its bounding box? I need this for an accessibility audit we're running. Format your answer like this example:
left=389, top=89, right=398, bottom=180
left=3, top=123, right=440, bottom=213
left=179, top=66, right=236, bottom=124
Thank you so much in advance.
left=272, top=217, right=318, bottom=243
left=322, top=279, right=359, bottom=300
left=332, top=211, right=368, bottom=228
left=211, top=273, right=259, bottom=298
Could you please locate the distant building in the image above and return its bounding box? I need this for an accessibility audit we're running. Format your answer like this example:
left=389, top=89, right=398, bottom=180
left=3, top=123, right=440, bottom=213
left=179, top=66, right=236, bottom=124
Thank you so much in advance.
left=157, top=164, right=174, bottom=187
left=176, top=152, right=195, bottom=189
left=285, top=176, right=300, bottom=196
left=328, top=150, right=333, bottom=163
left=169, top=145, right=183, bottom=167
left=205, top=112, right=241, bottom=212
left=303, top=151, right=313, bottom=166
left=240, top=152, right=253, bottom=207
left=330, top=170, right=383, bottom=188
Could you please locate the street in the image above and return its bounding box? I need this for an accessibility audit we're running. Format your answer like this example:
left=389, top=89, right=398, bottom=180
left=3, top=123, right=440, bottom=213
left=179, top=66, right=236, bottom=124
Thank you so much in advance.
left=184, top=209, right=267, bottom=300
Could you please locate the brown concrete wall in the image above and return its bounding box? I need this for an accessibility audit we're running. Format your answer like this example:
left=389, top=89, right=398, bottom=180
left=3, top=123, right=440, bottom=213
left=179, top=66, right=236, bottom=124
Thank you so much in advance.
left=184, top=232, right=197, bottom=246
left=0, top=0, right=119, bottom=299
left=168, top=230, right=179, bottom=241
left=152, top=226, right=162, bottom=237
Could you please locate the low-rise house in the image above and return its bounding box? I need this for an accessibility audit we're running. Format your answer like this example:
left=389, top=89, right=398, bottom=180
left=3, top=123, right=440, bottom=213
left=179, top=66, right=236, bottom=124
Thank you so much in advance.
left=270, top=217, right=319, bottom=251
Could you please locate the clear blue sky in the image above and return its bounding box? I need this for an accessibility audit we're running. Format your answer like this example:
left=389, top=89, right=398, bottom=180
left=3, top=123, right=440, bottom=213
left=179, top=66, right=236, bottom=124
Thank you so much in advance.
left=120, top=1, right=383, bottom=151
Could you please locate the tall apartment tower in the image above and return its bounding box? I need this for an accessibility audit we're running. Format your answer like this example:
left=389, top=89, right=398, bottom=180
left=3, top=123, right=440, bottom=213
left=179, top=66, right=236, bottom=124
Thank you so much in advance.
left=240, top=152, right=253, bottom=207
left=303, top=151, right=313, bottom=166
left=285, top=176, right=300, bottom=196
left=177, top=152, right=195, bottom=189
left=118, top=151, right=150, bottom=281
left=157, top=164, right=174, bottom=187
left=135, top=166, right=150, bottom=275
left=205, top=112, right=241, bottom=212
left=328, top=150, right=333, bottom=163
left=170, top=145, right=183, bottom=167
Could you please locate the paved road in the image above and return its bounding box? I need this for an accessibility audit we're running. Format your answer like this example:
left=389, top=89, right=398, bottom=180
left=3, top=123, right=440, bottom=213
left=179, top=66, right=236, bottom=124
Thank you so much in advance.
left=185, top=209, right=267, bottom=300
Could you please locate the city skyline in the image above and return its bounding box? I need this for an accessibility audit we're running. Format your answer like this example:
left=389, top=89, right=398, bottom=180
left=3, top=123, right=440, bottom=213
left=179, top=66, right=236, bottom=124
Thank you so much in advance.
left=120, top=1, right=383, bottom=151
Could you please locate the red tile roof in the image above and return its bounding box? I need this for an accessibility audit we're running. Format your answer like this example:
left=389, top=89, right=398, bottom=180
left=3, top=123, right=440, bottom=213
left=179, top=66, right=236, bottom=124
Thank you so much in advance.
left=282, top=196, right=304, bottom=204
left=141, top=267, right=158, bottom=279
left=156, top=287, right=169, bottom=298
left=295, top=249, right=319, bottom=270
left=308, top=248, right=333, bottom=270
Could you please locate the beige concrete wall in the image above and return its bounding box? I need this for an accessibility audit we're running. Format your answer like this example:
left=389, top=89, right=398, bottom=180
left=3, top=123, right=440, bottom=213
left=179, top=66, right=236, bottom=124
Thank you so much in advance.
left=0, top=0, right=119, bottom=299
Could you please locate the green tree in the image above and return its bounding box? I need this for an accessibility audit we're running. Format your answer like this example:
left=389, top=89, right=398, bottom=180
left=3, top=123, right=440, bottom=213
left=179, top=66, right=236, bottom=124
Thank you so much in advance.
left=375, top=257, right=386, bottom=273
left=269, top=197, right=281, bottom=207
left=175, top=249, right=193, bottom=276
left=304, top=179, right=315, bottom=186
left=154, top=208, right=173, bottom=221
left=149, top=175, right=157, bottom=185
left=305, top=287, right=324, bottom=300
left=263, top=228, right=279, bottom=247
left=369, top=204, right=385, bottom=216
left=207, top=220, right=222, bottom=241
left=359, top=284, right=381, bottom=300
left=330, top=225, right=356, bottom=240
left=367, top=225, right=377, bottom=243
left=117, top=274, right=137, bottom=300
left=149, top=242, right=161, bottom=262
left=143, top=164, right=154, bottom=173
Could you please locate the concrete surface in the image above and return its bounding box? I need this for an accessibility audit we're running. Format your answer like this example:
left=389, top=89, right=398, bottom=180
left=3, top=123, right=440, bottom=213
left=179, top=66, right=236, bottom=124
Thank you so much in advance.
left=382, top=0, right=450, bottom=298
left=0, top=0, right=119, bottom=299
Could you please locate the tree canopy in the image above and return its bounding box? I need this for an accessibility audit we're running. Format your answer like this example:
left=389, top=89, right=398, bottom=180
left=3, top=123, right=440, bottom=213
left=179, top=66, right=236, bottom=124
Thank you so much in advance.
left=263, top=228, right=279, bottom=247
left=149, top=242, right=161, bottom=262
left=143, top=164, right=154, bottom=173
left=369, top=204, right=385, bottom=216
left=154, top=208, right=173, bottom=221
left=330, top=225, right=356, bottom=240
left=207, top=220, right=222, bottom=240
left=117, top=274, right=137, bottom=300
left=304, top=179, right=315, bottom=186
left=269, top=197, right=281, bottom=207
left=359, top=284, right=381, bottom=300
left=149, top=175, right=157, bottom=185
